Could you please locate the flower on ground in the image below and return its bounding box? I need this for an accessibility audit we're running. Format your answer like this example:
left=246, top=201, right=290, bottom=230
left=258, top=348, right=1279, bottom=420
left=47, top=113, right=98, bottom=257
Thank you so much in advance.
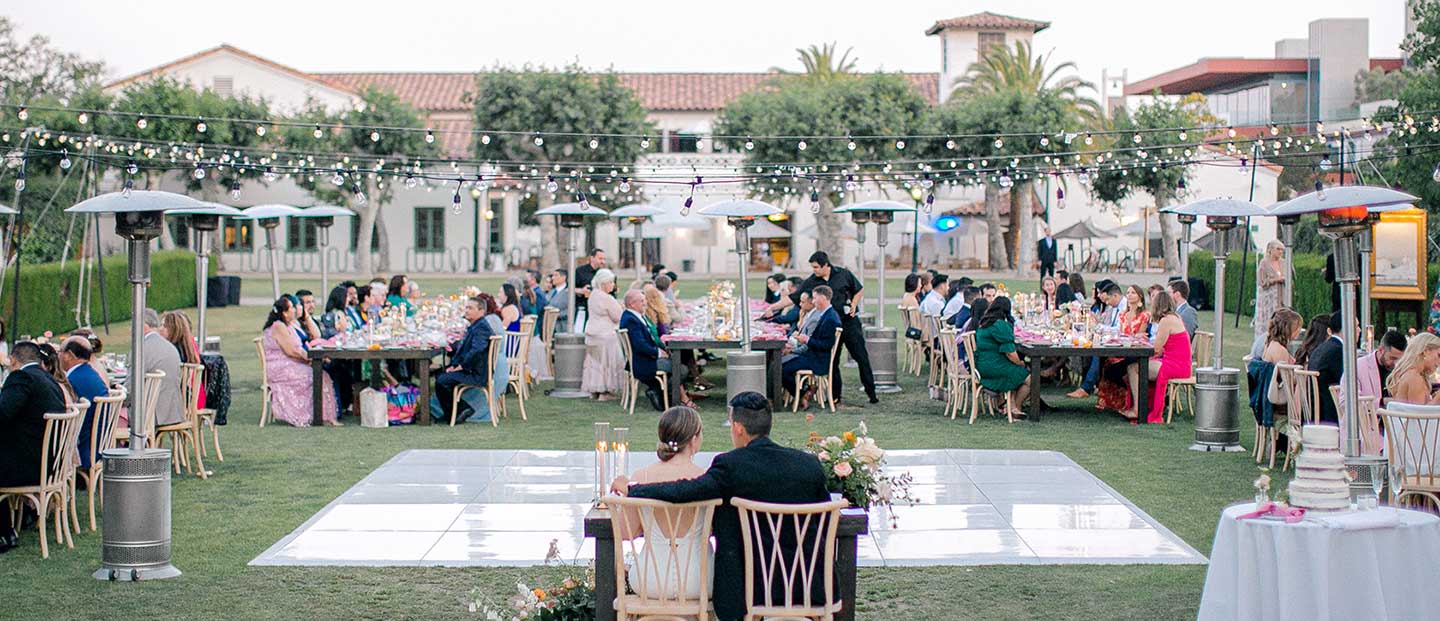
left=805, top=413, right=815, bottom=422
left=834, top=461, right=853, bottom=478
left=825, top=435, right=841, bottom=446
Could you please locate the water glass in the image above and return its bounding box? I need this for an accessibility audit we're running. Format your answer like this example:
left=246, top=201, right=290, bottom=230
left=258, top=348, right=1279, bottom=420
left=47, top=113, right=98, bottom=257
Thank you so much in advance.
left=1370, top=463, right=1386, bottom=508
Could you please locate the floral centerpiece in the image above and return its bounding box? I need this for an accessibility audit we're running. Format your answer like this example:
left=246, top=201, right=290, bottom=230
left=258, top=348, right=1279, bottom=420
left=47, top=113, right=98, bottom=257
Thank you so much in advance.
left=804, top=422, right=915, bottom=518
left=468, top=562, right=595, bottom=620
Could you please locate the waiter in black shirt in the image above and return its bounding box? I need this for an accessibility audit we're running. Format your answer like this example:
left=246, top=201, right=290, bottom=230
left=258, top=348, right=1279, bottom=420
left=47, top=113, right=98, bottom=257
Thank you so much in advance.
left=768, top=251, right=878, bottom=405
left=573, top=248, right=606, bottom=328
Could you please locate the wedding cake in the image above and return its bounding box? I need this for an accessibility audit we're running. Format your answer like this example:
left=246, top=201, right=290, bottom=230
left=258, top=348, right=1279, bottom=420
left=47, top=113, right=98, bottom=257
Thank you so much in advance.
left=1288, top=425, right=1350, bottom=512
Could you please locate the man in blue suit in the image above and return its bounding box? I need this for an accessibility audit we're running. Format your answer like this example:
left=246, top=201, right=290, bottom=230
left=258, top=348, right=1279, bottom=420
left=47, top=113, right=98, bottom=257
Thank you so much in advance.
left=59, top=338, right=110, bottom=469
left=435, top=296, right=494, bottom=422
left=781, top=285, right=840, bottom=407
left=619, top=290, right=675, bottom=411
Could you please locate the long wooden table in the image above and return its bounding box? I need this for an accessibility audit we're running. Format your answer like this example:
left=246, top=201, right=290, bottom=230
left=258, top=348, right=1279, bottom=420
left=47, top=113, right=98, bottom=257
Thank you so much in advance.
left=583, top=506, right=869, bottom=621
left=661, top=338, right=787, bottom=401
left=1015, top=341, right=1155, bottom=423
left=307, top=347, right=443, bottom=426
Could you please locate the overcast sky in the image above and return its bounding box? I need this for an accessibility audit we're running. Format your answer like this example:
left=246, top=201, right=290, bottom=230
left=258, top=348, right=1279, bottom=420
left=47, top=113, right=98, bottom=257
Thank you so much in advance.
left=8, top=0, right=1411, bottom=91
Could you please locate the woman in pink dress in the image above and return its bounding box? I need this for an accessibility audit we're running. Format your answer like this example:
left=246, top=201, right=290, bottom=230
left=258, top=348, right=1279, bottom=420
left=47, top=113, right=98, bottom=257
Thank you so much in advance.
left=160, top=310, right=205, bottom=409
left=262, top=296, right=340, bottom=427
left=1133, top=291, right=1192, bottom=424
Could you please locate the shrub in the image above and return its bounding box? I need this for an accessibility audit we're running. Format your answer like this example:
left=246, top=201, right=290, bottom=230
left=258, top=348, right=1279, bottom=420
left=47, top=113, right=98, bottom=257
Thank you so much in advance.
left=0, top=250, right=205, bottom=336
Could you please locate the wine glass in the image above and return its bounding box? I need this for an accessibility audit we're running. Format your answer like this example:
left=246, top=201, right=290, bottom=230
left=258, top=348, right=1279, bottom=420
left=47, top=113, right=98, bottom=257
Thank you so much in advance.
left=1369, top=463, right=1386, bottom=509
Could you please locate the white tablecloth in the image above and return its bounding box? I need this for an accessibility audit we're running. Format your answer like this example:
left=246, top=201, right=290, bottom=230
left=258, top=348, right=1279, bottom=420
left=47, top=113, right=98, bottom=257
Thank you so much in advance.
left=1199, top=503, right=1440, bottom=620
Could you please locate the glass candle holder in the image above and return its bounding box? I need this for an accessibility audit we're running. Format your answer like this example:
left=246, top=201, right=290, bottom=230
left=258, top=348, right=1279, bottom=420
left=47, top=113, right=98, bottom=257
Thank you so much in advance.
left=593, top=422, right=610, bottom=502
left=612, top=428, right=629, bottom=480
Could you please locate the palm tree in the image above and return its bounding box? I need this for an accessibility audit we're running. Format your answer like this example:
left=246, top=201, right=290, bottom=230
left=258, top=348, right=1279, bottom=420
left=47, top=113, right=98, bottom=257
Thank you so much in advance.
left=953, top=41, right=1099, bottom=276
left=771, top=42, right=859, bottom=80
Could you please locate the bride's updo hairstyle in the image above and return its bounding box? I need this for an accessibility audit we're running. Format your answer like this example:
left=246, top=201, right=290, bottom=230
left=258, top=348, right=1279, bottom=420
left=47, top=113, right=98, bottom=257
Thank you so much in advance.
left=656, top=406, right=702, bottom=461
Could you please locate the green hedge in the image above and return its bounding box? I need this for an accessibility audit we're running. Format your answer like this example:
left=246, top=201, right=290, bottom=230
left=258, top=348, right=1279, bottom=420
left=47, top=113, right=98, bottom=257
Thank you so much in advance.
left=1187, top=250, right=1440, bottom=324
left=0, top=250, right=206, bottom=337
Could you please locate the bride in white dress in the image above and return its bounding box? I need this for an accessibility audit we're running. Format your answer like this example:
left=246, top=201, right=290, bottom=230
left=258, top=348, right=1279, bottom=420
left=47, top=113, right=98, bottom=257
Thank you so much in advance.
left=619, top=407, right=714, bottom=600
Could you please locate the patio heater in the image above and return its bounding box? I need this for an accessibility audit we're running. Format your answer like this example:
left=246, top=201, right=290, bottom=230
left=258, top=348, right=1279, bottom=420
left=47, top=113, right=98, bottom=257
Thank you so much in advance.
left=839, top=201, right=915, bottom=394
left=1271, top=185, right=1419, bottom=499
left=1356, top=210, right=1382, bottom=349
left=240, top=204, right=303, bottom=300
left=164, top=202, right=242, bottom=352
left=1275, top=214, right=1300, bottom=309
left=293, top=205, right=354, bottom=297
left=1175, top=212, right=1196, bottom=280
left=1164, top=199, right=1265, bottom=450
left=701, top=200, right=782, bottom=401
left=68, top=190, right=204, bottom=582
left=536, top=202, right=607, bottom=399
left=609, top=204, right=664, bottom=286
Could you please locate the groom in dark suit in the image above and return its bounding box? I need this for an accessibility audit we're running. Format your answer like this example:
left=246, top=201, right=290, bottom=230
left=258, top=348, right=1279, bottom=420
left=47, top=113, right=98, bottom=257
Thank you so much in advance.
left=611, top=392, right=830, bottom=621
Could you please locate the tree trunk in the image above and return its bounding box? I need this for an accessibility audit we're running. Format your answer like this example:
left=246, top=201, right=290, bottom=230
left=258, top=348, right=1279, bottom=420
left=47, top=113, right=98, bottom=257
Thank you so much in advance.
left=1156, top=194, right=1180, bottom=275
left=150, top=175, right=176, bottom=250
left=815, top=195, right=844, bottom=262
left=537, top=193, right=561, bottom=272
left=1006, top=187, right=1023, bottom=269
left=355, top=201, right=380, bottom=276
left=1013, top=181, right=1035, bottom=279
left=983, top=183, right=1009, bottom=269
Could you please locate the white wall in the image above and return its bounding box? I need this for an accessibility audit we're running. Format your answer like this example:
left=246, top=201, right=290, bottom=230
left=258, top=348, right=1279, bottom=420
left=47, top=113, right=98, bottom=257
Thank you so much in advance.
left=105, top=49, right=356, bottom=113
left=936, top=29, right=1037, bottom=104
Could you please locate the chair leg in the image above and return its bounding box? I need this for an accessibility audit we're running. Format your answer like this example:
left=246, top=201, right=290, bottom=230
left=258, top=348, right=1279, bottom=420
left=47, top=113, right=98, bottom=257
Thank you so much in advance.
left=626, top=378, right=636, bottom=416
left=189, top=429, right=208, bottom=479
left=37, top=494, right=49, bottom=559
left=211, top=420, right=224, bottom=462
left=88, top=473, right=99, bottom=532
left=513, top=380, right=527, bottom=421
left=259, top=386, right=271, bottom=427
left=1269, top=429, right=1279, bottom=470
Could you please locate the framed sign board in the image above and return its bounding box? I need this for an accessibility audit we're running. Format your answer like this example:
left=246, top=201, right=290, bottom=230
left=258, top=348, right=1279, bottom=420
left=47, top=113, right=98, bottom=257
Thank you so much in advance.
left=1370, top=207, right=1428, bottom=301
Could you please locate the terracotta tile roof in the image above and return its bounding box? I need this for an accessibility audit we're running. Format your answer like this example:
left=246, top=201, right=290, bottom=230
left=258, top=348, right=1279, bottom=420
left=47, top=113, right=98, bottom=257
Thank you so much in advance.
left=317, top=72, right=940, bottom=112
left=941, top=190, right=1047, bottom=217
left=107, top=44, right=359, bottom=95
left=427, top=117, right=476, bottom=159
left=925, top=12, right=1051, bottom=36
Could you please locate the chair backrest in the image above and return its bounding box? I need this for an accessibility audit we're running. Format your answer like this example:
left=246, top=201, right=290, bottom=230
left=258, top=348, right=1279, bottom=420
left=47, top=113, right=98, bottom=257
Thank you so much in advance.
left=1291, top=369, right=1321, bottom=426
left=1193, top=331, right=1214, bottom=366
left=252, top=337, right=268, bottom=381
left=617, top=328, right=636, bottom=380
left=89, top=391, right=127, bottom=467
left=179, top=362, right=205, bottom=421
left=38, top=408, right=83, bottom=490
left=602, top=496, right=722, bottom=615
left=1380, top=404, right=1440, bottom=494
left=822, top=327, right=844, bottom=376
left=899, top=306, right=917, bottom=333
left=732, top=498, right=847, bottom=617
left=960, top=332, right=981, bottom=382
left=485, top=334, right=504, bottom=380
left=541, top=307, right=559, bottom=345
left=131, top=370, right=165, bottom=444
left=919, top=311, right=937, bottom=342
left=939, top=328, right=963, bottom=378
left=1329, top=385, right=1383, bottom=456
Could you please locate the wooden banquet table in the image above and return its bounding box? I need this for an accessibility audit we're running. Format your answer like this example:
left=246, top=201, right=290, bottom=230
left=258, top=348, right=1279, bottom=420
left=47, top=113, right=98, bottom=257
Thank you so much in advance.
left=584, top=506, right=870, bottom=621
left=307, top=346, right=443, bottom=426
left=1015, top=339, right=1154, bottom=422
left=661, top=338, right=787, bottom=401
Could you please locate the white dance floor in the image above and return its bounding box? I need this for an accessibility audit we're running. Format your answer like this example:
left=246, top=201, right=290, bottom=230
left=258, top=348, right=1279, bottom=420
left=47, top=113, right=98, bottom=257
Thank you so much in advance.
left=251, top=449, right=1205, bottom=567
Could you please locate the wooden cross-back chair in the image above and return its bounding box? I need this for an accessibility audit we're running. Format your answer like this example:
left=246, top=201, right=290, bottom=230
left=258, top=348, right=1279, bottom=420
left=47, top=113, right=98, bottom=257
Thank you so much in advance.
left=1165, top=330, right=1214, bottom=422
left=733, top=497, right=848, bottom=621
left=116, top=371, right=164, bottom=448
left=790, top=327, right=844, bottom=414
left=495, top=316, right=535, bottom=421
left=1280, top=368, right=1322, bottom=471
left=1380, top=404, right=1440, bottom=511
left=923, top=315, right=943, bottom=388
left=899, top=306, right=924, bottom=376
left=540, top=307, right=560, bottom=377
left=254, top=337, right=275, bottom=427
left=617, top=328, right=670, bottom=416
left=156, top=363, right=207, bottom=480
left=601, top=496, right=723, bottom=621
left=1328, top=385, right=1382, bottom=457
left=0, top=406, right=84, bottom=558
left=450, top=334, right=505, bottom=427
left=959, top=331, right=1014, bottom=424
left=937, top=328, right=971, bottom=420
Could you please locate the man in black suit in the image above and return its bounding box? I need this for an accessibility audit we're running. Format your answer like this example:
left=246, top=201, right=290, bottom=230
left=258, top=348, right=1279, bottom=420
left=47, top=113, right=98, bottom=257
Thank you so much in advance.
left=0, top=342, right=69, bottom=551
left=619, top=289, right=686, bottom=411
left=434, top=296, right=494, bottom=422
left=1307, top=311, right=1348, bottom=425
left=782, top=286, right=842, bottom=409
left=1037, top=225, right=1058, bottom=279
left=611, top=392, right=830, bottom=621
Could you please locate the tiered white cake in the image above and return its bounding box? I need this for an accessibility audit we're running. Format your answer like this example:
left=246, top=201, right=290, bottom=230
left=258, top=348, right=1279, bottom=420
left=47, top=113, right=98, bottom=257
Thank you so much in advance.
left=1288, top=425, right=1350, bottom=512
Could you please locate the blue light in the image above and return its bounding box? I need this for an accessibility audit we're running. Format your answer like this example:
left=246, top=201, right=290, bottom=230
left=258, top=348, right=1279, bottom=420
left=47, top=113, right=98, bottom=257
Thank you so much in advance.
left=935, top=215, right=959, bottom=232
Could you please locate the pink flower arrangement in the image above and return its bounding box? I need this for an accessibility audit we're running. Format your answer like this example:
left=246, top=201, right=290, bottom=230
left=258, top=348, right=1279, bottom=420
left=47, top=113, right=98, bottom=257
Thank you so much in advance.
left=833, top=461, right=853, bottom=478
left=804, top=422, right=915, bottom=515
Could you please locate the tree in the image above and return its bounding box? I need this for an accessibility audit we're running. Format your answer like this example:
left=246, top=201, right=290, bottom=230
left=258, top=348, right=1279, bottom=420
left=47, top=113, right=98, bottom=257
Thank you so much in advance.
left=1089, top=96, right=1208, bottom=272
left=951, top=41, right=1101, bottom=123
left=770, top=43, right=859, bottom=81
left=1353, top=66, right=1412, bottom=104
left=0, top=17, right=104, bottom=103
left=282, top=86, right=436, bottom=275
left=1374, top=0, right=1440, bottom=241
left=716, top=72, right=930, bottom=259
left=469, top=65, right=654, bottom=271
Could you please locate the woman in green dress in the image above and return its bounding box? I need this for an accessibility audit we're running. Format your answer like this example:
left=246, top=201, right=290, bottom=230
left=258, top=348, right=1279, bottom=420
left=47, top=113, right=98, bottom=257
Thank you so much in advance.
left=385, top=274, right=416, bottom=317
left=972, top=296, right=1030, bottom=418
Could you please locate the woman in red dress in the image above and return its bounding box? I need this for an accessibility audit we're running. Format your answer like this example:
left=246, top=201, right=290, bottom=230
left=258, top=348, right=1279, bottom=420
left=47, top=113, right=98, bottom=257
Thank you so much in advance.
left=1097, top=285, right=1150, bottom=419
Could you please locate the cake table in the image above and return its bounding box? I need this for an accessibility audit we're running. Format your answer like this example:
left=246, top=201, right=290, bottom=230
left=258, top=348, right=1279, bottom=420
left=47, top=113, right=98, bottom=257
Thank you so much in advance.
left=1198, top=503, right=1440, bottom=620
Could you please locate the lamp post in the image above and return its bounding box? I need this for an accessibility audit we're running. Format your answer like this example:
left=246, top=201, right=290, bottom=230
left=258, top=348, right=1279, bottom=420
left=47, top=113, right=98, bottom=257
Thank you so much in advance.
left=240, top=204, right=303, bottom=300
left=536, top=202, right=607, bottom=398
left=701, top=200, right=782, bottom=401
left=1270, top=185, right=1419, bottom=498
left=609, top=204, right=664, bottom=286
left=68, top=190, right=204, bottom=581
left=838, top=201, right=914, bottom=394
left=165, top=203, right=243, bottom=352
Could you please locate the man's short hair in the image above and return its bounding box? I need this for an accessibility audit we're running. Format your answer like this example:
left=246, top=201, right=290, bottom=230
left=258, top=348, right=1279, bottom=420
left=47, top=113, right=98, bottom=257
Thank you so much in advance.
left=979, top=282, right=996, bottom=291
left=11, top=341, right=41, bottom=365
left=1057, top=269, right=1069, bottom=279
left=296, top=289, right=313, bottom=299
left=962, top=286, right=981, bottom=303
left=1328, top=311, right=1343, bottom=333
left=552, top=269, right=567, bottom=280
left=1381, top=329, right=1408, bottom=352
left=62, top=338, right=93, bottom=361
left=339, top=280, right=357, bottom=290
left=808, top=251, right=831, bottom=267
left=931, top=274, right=949, bottom=289
left=654, top=274, right=672, bottom=291
left=812, top=285, right=833, bottom=301
left=955, top=277, right=974, bottom=289
left=1102, top=282, right=1122, bottom=296
left=1168, top=279, right=1190, bottom=299
left=589, top=248, right=604, bottom=257
left=728, top=391, right=772, bottom=437
left=143, top=308, right=161, bottom=329
left=665, top=271, right=678, bottom=282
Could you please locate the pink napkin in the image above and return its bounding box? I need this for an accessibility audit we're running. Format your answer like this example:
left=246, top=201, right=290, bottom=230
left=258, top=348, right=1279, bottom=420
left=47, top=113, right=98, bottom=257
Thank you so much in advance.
left=1235, top=501, right=1306, bottom=523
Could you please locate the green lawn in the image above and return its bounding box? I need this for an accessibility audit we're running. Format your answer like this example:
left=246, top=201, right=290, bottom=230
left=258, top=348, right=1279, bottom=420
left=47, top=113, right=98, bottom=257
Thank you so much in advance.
left=0, top=276, right=1269, bottom=620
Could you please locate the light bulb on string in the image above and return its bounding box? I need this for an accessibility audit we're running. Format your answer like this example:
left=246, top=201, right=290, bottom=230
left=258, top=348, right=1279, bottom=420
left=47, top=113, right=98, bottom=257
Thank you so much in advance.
left=137, top=117, right=148, bottom=130
left=59, top=149, right=71, bottom=170
left=230, top=181, right=242, bottom=200
left=546, top=176, right=558, bottom=193
left=1319, top=155, right=1333, bottom=170
left=993, top=138, right=1004, bottom=149
left=1314, top=180, right=1326, bottom=201
left=588, top=137, right=599, bottom=149
left=370, top=131, right=380, bottom=142
left=255, top=125, right=265, bottom=136
left=263, top=166, right=278, bottom=182
left=848, top=138, right=858, bottom=151
left=192, top=165, right=207, bottom=180
left=1238, top=158, right=1249, bottom=175
left=998, top=174, right=1013, bottom=189
left=77, top=112, right=88, bottom=125
left=744, top=137, right=755, bottom=150
left=126, top=160, right=138, bottom=175
left=1132, top=133, right=1142, bottom=144
left=681, top=195, right=693, bottom=216
left=16, top=107, right=27, bottom=121
left=618, top=177, right=631, bottom=193
left=331, top=170, right=345, bottom=186
left=1178, top=130, right=1187, bottom=141
left=480, top=134, right=491, bottom=145
left=1084, top=133, right=1094, bottom=146
left=577, top=192, right=591, bottom=210
left=1039, top=136, right=1050, bottom=147
left=405, top=173, right=418, bottom=188
left=14, top=171, right=24, bottom=192
left=353, top=183, right=367, bottom=205
left=452, top=187, right=462, bottom=213
left=920, top=174, right=933, bottom=189
left=1227, top=127, right=1237, bottom=138
left=797, top=140, right=808, bottom=151
left=945, top=139, right=956, bottom=150
left=640, top=137, right=650, bottom=149
left=1432, top=161, right=1440, bottom=183
left=1077, top=169, right=1090, bottom=186
left=424, top=129, right=435, bottom=143
left=895, top=139, right=906, bottom=150
left=844, top=175, right=858, bottom=192
left=532, top=134, right=544, bottom=147
left=313, top=125, right=323, bottom=139
left=809, top=189, right=820, bottom=213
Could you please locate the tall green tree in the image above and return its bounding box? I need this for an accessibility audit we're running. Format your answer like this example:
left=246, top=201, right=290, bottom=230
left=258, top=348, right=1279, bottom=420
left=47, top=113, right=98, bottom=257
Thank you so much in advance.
left=1089, top=95, right=1208, bottom=271
left=716, top=72, right=930, bottom=259
left=1375, top=0, right=1440, bottom=242
left=469, top=65, right=654, bottom=270
left=0, top=16, right=104, bottom=103
left=770, top=42, right=859, bottom=81
left=282, top=86, right=436, bottom=275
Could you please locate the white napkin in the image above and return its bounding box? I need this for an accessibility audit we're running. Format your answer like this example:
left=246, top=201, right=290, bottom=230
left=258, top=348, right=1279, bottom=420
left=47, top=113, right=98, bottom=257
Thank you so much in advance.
left=1308, top=509, right=1402, bottom=531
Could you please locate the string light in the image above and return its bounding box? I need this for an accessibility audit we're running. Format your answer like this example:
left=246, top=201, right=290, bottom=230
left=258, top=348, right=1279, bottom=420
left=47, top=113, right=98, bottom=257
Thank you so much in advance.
left=255, top=124, right=266, bottom=136
left=1314, top=180, right=1326, bottom=200
left=545, top=176, right=558, bottom=193
left=59, top=149, right=71, bottom=170
left=532, top=134, right=544, bottom=147
left=229, top=180, right=242, bottom=200
left=191, top=165, right=206, bottom=180
left=993, top=137, right=1004, bottom=149
left=480, top=134, right=491, bottom=145
left=16, top=107, right=26, bottom=121
left=353, top=182, right=367, bottom=205
left=452, top=185, right=462, bottom=212
left=77, top=112, right=88, bottom=125
left=370, top=131, right=380, bottom=142
left=797, top=140, right=807, bottom=151
left=137, top=117, right=148, bottom=130
left=588, top=137, right=599, bottom=149
left=1084, top=133, right=1094, bottom=146
left=1433, top=161, right=1440, bottom=183
left=618, top=177, right=631, bottom=193
left=895, top=139, right=906, bottom=150
left=809, top=188, right=820, bottom=213
left=849, top=137, right=858, bottom=151
left=577, top=191, right=591, bottom=210
left=330, top=170, right=346, bottom=186
left=640, top=137, right=650, bottom=149
left=126, top=160, right=139, bottom=175
left=313, top=125, right=323, bottom=139
left=263, top=166, right=278, bottom=182
left=14, top=169, right=24, bottom=191
left=425, top=129, right=435, bottom=144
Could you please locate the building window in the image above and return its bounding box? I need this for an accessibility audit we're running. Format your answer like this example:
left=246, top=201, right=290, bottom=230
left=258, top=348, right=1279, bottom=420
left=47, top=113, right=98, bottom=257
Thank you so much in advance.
left=941, top=37, right=949, bottom=73
left=349, top=218, right=381, bottom=251
left=667, top=133, right=702, bottom=153
left=223, top=220, right=252, bottom=251
left=213, top=76, right=234, bottom=97
left=287, top=217, right=319, bottom=251
left=978, top=32, right=1006, bottom=60
left=414, top=207, right=445, bottom=252
left=487, top=198, right=504, bottom=255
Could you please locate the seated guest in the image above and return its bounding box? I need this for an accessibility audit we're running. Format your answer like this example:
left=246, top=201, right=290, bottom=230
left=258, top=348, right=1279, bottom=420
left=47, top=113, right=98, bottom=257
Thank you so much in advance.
left=140, top=309, right=185, bottom=428
left=950, top=286, right=980, bottom=330
left=941, top=280, right=967, bottom=324
left=642, top=284, right=670, bottom=337
left=161, top=310, right=205, bottom=409
left=1344, top=329, right=1407, bottom=403
left=1385, top=333, right=1440, bottom=405
left=435, top=296, right=494, bottom=422
left=973, top=296, right=1030, bottom=419
left=1147, top=284, right=1165, bottom=305
left=0, top=341, right=69, bottom=550
left=70, top=330, right=112, bottom=387
left=653, top=274, right=679, bottom=325
left=782, top=292, right=819, bottom=364
left=920, top=274, right=949, bottom=317
left=1306, top=312, right=1346, bottom=424
left=1168, top=279, right=1199, bottom=338
left=1066, top=272, right=1087, bottom=304
left=611, top=392, right=831, bottom=621
left=1066, top=282, right=1124, bottom=399
left=60, top=338, right=109, bottom=469
left=1055, top=270, right=1073, bottom=304
left=362, top=282, right=386, bottom=321
left=385, top=275, right=412, bottom=313
left=782, top=286, right=841, bottom=411
left=1294, top=313, right=1333, bottom=366
left=621, top=290, right=695, bottom=410
left=763, top=273, right=786, bottom=305
left=1098, top=285, right=1152, bottom=418
left=320, top=285, right=353, bottom=338
left=34, top=344, right=74, bottom=405
left=524, top=269, right=548, bottom=315
left=582, top=269, right=625, bottom=401
left=615, top=406, right=712, bottom=599
left=1249, top=309, right=1302, bottom=451
left=1040, top=276, right=1060, bottom=310
left=901, top=273, right=922, bottom=308
left=294, top=289, right=322, bottom=341
left=500, top=283, right=523, bottom=333
left=260, top=298, right=340, bottom=427
left=1132, top=290, right=1191, bottom=424
left=338, top=281, right=366, bottom=329
left=979, top=282, right=998, bottom=301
